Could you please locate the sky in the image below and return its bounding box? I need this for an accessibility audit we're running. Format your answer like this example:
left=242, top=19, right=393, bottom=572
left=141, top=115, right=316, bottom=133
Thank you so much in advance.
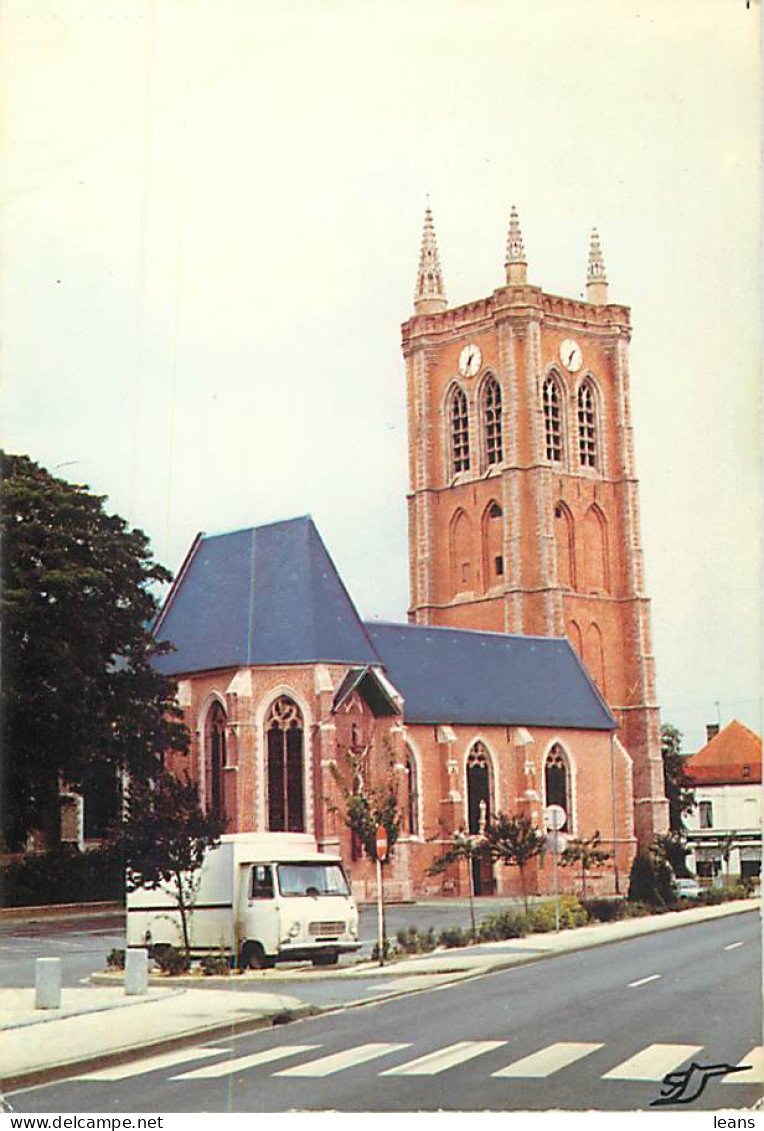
left=1, top=0, right=760, bottom=755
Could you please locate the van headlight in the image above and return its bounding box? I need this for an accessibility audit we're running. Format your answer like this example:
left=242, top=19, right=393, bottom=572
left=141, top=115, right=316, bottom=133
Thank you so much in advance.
left=288, top=921, right=301, bottom=938
left=349, top=924, right=358, bottom=939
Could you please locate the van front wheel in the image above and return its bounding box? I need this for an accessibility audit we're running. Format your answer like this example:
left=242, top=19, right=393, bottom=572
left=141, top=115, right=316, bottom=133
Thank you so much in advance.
left=241, top=942, right=273, bottom=970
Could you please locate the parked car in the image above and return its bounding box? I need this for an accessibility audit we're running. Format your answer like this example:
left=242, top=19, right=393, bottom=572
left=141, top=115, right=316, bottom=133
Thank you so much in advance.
left=675, top=877, right=702, bottom=900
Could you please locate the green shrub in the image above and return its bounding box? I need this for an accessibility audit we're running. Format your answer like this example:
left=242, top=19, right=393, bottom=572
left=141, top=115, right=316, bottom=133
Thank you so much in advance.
left=582, top=898, right=626, bottom=923
left=106, top=948, right=125, bottom=969
left=477, top=910, right=528, bottom=941
left=371, top=939, right=397, bottom=962
left=0, top=846, right=124, bottom=907
left=200, top=952, right=229, bottom=976
left=696, top=888, right=727, bottom=906
left=395, top=926, right=437, bottom=954
left=154, top=946, right=191, bottom=975
left=437, top=926, right=469, bottom=948
left=526, top=902, right=557, bottom=933
left=628, top=850, right=676, bottom=908
left=525, top=897, right=588, bottom=933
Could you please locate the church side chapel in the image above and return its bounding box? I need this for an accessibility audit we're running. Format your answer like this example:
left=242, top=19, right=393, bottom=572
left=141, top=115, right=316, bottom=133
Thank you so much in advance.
left=153, top=205, right=669, bottom=899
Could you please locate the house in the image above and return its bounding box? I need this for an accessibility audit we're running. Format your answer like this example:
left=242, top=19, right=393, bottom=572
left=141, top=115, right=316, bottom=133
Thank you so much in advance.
left=683, top=720, right=762, bottom=880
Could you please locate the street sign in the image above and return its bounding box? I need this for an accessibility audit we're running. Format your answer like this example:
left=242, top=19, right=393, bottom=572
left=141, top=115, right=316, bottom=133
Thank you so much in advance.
left=543, top=804, right=567, bottom=832
left=375, top=825, right=388, bottom=862
left=545, top=831, right=568, bottom=855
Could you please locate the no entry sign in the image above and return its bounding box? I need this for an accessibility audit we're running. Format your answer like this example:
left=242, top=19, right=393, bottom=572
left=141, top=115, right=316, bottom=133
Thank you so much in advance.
left=375, top=825, right=388, bottom=862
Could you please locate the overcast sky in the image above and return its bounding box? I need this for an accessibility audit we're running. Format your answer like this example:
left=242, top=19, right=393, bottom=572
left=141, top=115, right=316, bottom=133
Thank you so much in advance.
left=2, top=0, right=759, bottom=754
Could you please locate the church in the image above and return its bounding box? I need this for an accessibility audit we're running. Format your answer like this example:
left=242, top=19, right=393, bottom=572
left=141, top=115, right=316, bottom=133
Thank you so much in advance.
left=153, top=207, right=668, bottom=900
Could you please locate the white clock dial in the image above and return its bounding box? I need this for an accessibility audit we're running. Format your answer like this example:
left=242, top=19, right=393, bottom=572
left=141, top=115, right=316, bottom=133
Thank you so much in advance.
left=559, top=339, right=583, bottom=373
left=459, top=343, right=482, bottom=378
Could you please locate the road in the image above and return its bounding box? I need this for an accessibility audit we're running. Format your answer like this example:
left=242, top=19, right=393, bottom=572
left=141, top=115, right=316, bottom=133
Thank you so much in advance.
left=0, top=899, right=520, bottom=988
left=8, top=910, right=761, bottom=1112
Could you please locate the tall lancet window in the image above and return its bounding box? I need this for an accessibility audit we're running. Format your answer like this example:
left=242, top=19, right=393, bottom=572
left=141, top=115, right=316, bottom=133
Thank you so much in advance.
left=204, top=701, right=227, bottom=819
left=266, top=696, right=305, bottom=833
left=577, top=381, right=598, bottom=468
left=483, top=375, right=503, bottom=466
left=450, top=386, right=470, bottom=474
left=543, top=375, right=564, bottom=463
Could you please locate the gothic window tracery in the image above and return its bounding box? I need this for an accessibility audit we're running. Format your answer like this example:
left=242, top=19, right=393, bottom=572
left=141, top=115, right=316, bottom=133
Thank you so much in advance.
left=544, top=745, right=569, bottom=828
left=577, top=380, right=598, bottom=468
left=266, top=695, right=305, bottom=832
left=204, top=700, right=227, bottom=820
left=450, top=386, right=470, bottom=474
left=543, top=375, right=564, bottom=463
left=483, top=375, right=503, bottom=466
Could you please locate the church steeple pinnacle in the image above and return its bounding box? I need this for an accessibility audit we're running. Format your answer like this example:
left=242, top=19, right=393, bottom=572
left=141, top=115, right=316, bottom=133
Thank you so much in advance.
left=504, top=204, right=527, bottom=286
left=414, top=204, right=447, bottom=315
left=586, top=227, right=608, bottom=304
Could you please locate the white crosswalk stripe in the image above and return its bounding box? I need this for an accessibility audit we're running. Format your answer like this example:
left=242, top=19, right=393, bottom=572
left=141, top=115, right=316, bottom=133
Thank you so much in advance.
left=603, top=1043, right=703, bottom=1081
left=170, top=1045, right=320, bottom=1081
left=722, top=1046, right=763, bottom=1085
left=274, top=1043, right=411, bottom=1077
left=493, top=1042, right=604, bottom=1078
left=78, top=1047, right=230, bottom=1081
left=380, top=1041, right=506, bottom=1077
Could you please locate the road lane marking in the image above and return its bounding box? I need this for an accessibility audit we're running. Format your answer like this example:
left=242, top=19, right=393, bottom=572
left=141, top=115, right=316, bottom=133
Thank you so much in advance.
left=628, top=974, right=661, bottom=988
left=170, top=1045, right=320, bottom=1080
left=493, top=1042, right=604, bottom=1078
left=722, top=1047, right=763, bottom=1085
left=380, top=1041, right=506, bottom=1076
left=274, top=1043, right=411, bottom=1077
left=724, top=942, right=744, bottom=951
left=79, top=1047, right=230, bottom=1081
left=603, top=1043, right=703, bottom=1081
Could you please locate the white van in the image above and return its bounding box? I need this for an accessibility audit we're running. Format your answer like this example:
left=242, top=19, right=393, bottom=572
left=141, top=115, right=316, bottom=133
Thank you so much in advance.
left=126, top=833, right=360, bottom=968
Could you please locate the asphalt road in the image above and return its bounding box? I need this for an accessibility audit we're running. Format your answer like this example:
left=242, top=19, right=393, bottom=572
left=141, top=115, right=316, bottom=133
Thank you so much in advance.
left=9, top=910, right=761, bottom=1112
left=0, top=900, right=522, bottom=987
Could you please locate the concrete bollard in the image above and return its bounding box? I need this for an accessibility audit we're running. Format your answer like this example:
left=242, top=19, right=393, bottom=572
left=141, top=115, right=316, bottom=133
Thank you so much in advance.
left=35, top=957, right=62, bottom=1010
left=124, top=948, right=149, bottom=996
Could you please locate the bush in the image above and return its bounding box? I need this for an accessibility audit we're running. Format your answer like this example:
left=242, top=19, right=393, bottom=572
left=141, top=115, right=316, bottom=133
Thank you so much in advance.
left=696, top=888, right=727, bottom=906
left=371, top=939, right=397, bottom=962
left=477, top=910, right=528, bottom=941
left=526, top=897, right=588, bottom=933
left=437, top=926, right=470, bottom=948
left=154, top=946, right=191, bottom=975
left=200, top=952, right=230, bottom=976
left=628, top=850, right=676, bottom=908
left=395, top=926, right=437, bottom=954
left=582, top=898, right=626, bottom=923
left=0, top=846, right=124, bottom=907
left=106, top=948, right=125, bottom=969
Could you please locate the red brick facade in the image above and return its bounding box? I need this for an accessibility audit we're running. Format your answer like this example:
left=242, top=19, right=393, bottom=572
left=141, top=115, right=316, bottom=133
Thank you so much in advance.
left=403, top=210, right=668, bottom=846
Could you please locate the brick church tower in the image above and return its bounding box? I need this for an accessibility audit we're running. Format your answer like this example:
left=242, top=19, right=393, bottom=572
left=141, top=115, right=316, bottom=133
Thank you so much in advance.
left=402, top=205, right=668, bottom=844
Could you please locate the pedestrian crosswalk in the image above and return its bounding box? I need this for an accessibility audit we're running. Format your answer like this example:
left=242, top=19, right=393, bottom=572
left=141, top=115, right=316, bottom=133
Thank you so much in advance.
left=67, top=1041, right=763, bottom=1089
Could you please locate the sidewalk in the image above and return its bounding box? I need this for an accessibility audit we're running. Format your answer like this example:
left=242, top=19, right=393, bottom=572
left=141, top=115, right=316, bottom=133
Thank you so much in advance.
left=3, top=898, right=757, bottom=1093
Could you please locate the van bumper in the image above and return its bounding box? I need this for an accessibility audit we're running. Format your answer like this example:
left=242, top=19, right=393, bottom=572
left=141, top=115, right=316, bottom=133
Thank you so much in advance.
left=275, top=942, right=360, bottom=962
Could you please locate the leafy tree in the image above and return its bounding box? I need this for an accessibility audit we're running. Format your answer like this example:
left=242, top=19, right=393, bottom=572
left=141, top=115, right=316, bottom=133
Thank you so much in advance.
left=560, top=831, right=611, bottom=899
left=654, top=831, right=692, bottom=879
left=483, top=812, right=545, bottom=912
left=109, top=772, right=225, bottom=956
left=428, top=829, right=489, bottom=941
left=327, top=745, right=402, bottom=862
left=628, top=845, right=677, bottom=908
left=1, top=453, right=189, bottom=850
left=661, top=723, right=695, bottom=832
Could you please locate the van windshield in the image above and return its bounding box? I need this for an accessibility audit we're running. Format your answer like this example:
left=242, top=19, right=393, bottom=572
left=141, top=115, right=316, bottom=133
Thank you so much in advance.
left=276, top=862, right=350, bottom=898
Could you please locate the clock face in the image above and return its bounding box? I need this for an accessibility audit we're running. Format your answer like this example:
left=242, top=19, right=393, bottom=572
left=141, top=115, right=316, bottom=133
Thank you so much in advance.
left=459, top=343, right=482, bottom=378
left=559, top=339, right=583, bottom=373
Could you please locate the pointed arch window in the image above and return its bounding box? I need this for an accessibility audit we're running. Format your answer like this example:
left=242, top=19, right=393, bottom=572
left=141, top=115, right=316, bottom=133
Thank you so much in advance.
left=266, top=696, right=305, bottom=832
left=577, top=381, right=598, bottom=468
left=404, top=748, right=419, bottom=836
left=544, top=745, right=569, bottom=829
left=543, top=375, right=564, bottom=463
left=204, top=701, right=227, bottom=819
left=450, top=386, right=470, bottom=474
left=483, top=375, right=503, bottom=466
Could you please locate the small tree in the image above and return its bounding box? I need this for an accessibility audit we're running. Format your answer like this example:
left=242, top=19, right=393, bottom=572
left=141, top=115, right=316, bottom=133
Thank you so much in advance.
left=109, top=772, right=226, bottom=957
left=327, top=745, right=402, bottom=862
left=560, top=831, right=611, bottom=899
left=628, top=844, right=677, bottom=909
left=661, top=724, right=695, bottom=832
left=654, top=831, right=692, bottom=879
left=428, top=829, right=489, bottom=941
left=483, top=812, right=545, bottom=912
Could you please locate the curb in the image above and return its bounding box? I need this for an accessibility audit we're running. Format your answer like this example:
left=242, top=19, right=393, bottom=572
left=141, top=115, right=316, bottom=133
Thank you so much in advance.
left=0, top=903, right=123, bottom=926
left=3, top=1003, right=318, bottom=1095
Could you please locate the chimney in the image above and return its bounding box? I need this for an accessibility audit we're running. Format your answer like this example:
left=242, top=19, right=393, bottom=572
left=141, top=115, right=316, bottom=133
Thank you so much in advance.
left=706, top=723, right=720, bottom=743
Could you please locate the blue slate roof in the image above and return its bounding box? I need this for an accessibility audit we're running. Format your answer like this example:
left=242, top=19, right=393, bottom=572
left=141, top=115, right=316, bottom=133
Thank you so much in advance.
left=153, top=517, right=379, bottom=674
left=364, top=622, right=616, bottom=731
